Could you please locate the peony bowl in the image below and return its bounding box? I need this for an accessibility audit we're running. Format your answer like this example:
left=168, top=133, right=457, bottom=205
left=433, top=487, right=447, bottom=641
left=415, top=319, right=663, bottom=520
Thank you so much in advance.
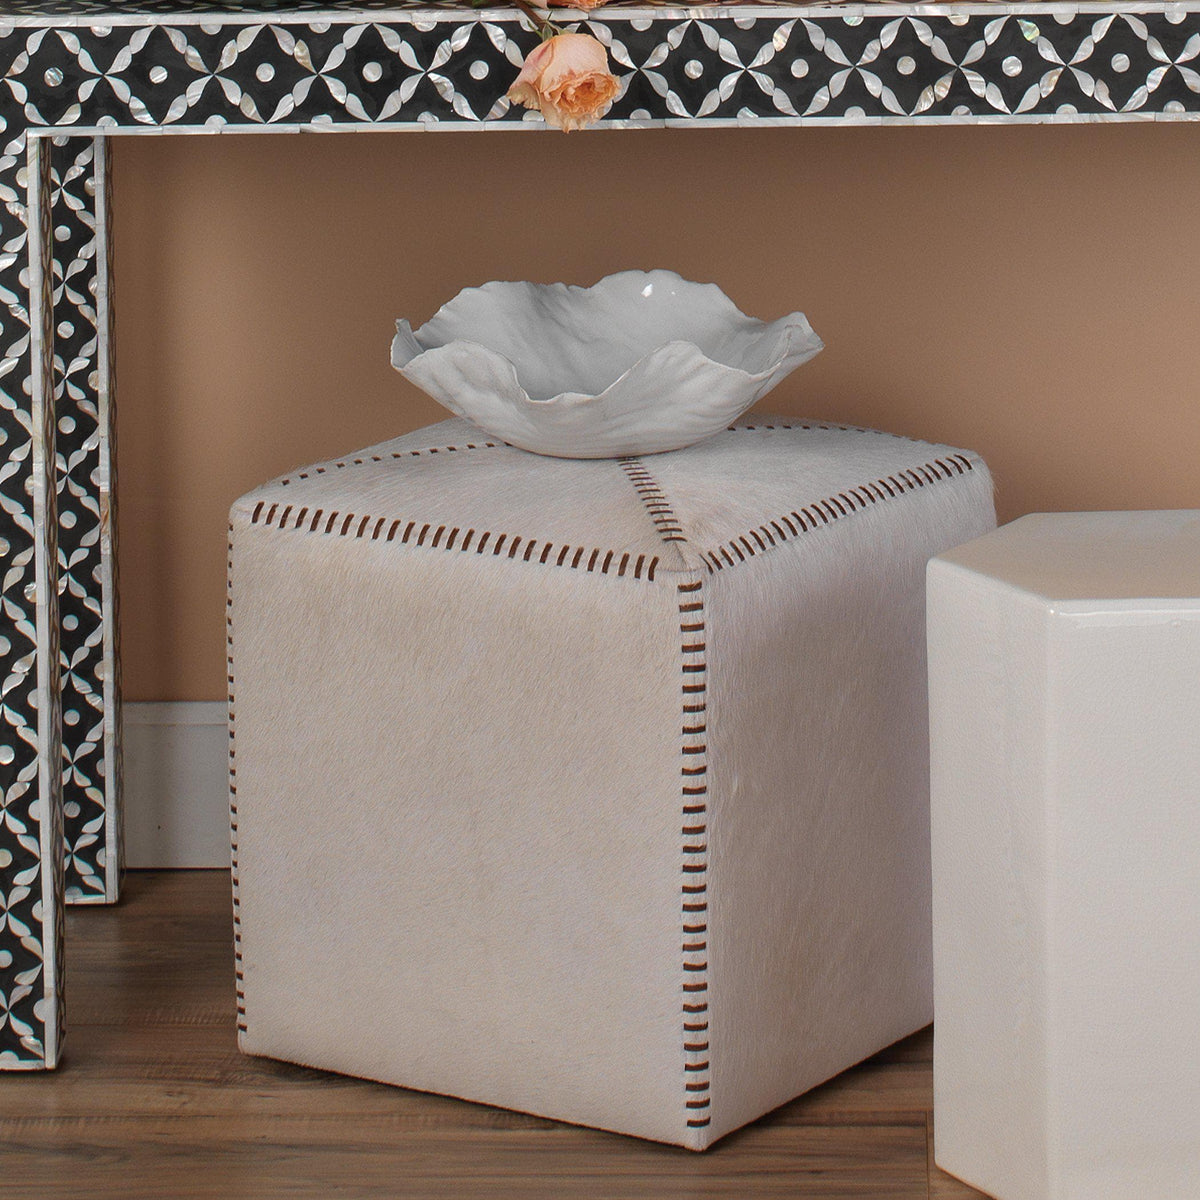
left=390, top=270, right=823, bottom=459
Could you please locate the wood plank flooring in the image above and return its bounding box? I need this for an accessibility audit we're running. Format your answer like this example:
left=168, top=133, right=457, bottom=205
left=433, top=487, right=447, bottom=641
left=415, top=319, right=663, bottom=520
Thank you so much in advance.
left=0, top=872, right=988, bottom=1199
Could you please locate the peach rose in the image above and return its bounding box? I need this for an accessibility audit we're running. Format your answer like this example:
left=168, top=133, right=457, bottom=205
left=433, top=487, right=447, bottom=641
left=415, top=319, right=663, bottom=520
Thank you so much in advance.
left=507, top=33, right=620, bottom=132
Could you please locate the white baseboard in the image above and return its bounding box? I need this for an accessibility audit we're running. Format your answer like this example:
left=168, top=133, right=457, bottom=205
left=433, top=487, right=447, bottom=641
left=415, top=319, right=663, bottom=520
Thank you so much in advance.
left=123, top=701, right=230, bottom=869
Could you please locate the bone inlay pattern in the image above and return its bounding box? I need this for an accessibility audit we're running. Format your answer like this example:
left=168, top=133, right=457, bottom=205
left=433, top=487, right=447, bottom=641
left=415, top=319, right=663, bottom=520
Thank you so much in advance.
left=1, top=0, right=1196, bottom=1073
left=0, top=137, right=65, bottom=1068
left=50, top=136, right=120, bottom=906
left=0, top=152, right=44, bottom=1068
left=3, top=9, right=1200, bottom=130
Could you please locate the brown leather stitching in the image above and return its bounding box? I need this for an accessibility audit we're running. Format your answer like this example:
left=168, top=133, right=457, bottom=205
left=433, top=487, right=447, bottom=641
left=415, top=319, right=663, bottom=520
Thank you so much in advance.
left=677, top=576, right=711, bottom=1135
left=278, top=441, right=500, bottom=485
left=226, top=523, right=246, bottom=1041
left=252, top=433, right=978, bottom=632
left=728, top=419, right=900, bottom=438
left=248, top=501, right=662, bottom=584
left=619, top=457, right=692, bottom=552
left=702, top=455, right=978, bottom=573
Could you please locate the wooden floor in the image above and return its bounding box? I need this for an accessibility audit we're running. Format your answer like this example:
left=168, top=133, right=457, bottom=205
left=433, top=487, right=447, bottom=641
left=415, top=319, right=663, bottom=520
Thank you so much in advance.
left=1, top=871, right=988, bottom=1199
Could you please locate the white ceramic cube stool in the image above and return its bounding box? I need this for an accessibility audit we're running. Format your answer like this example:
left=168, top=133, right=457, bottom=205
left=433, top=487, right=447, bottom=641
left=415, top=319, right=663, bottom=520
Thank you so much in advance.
left=928, top=511, right=1200, bottom=1199
left=228, top=416, right=994, bottom=1149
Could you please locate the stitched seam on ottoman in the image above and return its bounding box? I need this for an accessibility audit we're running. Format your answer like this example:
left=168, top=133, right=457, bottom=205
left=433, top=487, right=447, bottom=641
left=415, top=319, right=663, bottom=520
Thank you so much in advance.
left=728, top=420, right=878, bottom=435
left=728, top=420, right=929, bottom=447
left=699, top=455, right=979, bottom=574
left=728, top=420, right=938, bottom=451
left=247, top=503, right=662, bottom=582
left=226, top=524, right=247, bottom=1039
left=618, top=457, right=693, bottom=573
left=277, top=441, right=501, bottom=486
left=678, top=575, right=711, bottom=1133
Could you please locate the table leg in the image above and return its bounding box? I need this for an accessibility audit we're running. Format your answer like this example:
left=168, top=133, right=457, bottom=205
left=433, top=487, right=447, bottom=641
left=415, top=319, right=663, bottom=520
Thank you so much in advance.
left=0, top=133, right=65, bottom=1069
left=51, top=135, right=122, bottom=906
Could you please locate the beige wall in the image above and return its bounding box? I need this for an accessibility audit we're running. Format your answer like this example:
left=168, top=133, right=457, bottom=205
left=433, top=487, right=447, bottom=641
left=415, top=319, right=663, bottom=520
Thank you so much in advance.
left=114, top=125, right=1200, bottom=701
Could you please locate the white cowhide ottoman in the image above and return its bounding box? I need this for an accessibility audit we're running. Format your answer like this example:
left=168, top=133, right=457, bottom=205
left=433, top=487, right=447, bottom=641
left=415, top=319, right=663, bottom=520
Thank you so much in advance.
left=227, top=415, right=994, bottom=1149
left=928, top=511, right=1200, bottom=1200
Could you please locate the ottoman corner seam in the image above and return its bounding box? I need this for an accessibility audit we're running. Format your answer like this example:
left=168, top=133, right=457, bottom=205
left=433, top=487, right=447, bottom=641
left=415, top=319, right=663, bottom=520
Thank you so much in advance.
left=275, top=439, right=502, bottom=487
left=245, top=501, right=668, bottom=582
left=700, top=454, right=979, bottom=573
left=616, top=456, right=695, bottom=572
left=678, top=572, right=711, bottom=1134
left=226, top=522, right=247, bottom=1043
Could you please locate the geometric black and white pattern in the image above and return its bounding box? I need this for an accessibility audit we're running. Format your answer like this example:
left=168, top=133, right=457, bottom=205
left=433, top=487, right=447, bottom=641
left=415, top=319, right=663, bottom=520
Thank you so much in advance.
left=3, top=0, right=1200, bottom=1068
left=50, top=135, right=120, bottom=907
left=4, top=5, right=1200, bottom=128
left=0, top=132, right=64, bottom=1069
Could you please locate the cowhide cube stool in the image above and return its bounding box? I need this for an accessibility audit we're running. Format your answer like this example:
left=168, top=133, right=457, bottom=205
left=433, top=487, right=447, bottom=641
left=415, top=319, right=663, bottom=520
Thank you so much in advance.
left=929, top=511, right=1200, bottom=1200
left=227, top=415, right=994, bottom=1149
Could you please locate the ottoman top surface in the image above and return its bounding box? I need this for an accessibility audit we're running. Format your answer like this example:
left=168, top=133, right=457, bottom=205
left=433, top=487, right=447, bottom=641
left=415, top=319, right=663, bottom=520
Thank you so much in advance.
left=235, top=416, right=985, bottom=582
left=934, top=510, right=1200, bottom=604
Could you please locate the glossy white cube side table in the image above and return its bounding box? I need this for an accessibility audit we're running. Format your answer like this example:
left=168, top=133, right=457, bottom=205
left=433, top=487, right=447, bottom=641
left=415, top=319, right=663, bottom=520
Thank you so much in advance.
left=928, top=511, right=1200, bottom=1200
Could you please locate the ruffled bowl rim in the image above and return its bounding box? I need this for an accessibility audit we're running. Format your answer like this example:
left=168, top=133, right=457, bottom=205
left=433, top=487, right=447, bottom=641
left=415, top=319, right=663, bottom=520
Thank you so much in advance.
left=390, top=269, right=823, bottom=410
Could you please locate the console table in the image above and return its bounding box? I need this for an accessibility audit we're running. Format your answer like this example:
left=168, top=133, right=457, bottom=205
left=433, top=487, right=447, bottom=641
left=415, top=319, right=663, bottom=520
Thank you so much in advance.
left=1, top=0, right=1197, bottom=1070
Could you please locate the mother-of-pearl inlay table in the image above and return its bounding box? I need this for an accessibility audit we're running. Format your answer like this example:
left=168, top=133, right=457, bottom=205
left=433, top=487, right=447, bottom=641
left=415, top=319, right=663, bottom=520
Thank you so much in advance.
left=1, top=0, right=1198, bottom=1070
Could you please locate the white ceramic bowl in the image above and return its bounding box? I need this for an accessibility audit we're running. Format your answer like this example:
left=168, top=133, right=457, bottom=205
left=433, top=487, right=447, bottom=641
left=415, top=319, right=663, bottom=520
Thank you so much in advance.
left=390, top=270, right=823, bottom=458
